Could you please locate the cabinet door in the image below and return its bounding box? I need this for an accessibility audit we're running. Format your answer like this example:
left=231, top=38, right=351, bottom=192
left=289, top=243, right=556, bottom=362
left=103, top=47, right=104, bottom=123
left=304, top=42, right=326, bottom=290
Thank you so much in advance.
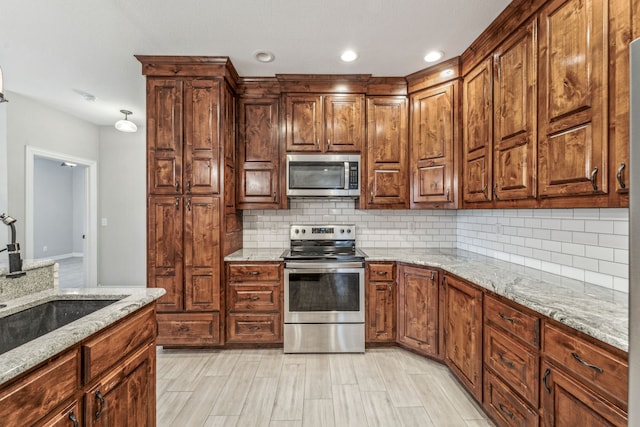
left=238, top=98, right=280, bottom=207
left=397, top=265, right=440, bottom=358
left=463, top=58, right=493, bottom=203
left=444, top=274, right=483, bottom=401
left=184, top=79, right=221, bottom=195
left=540, top=361, right=627, bottom=427
left=365, top=96, right=408, bottom=208
left=85, top=344, right=155, bottom=427
left=41, top=401, right=82, bottom=427
left=223, top=83, right=236, bottom=165
left=324, top=94, right=364, bottom=152
left=410, top=82, right=457, bottom=207
left=366, top=281, right=395, bottom=342
left=538, top=0, right=608, bottom=198
left=493, top=20, right=537, bottom=202
left=285, top=94, right=322, bottom=151
left=147, top=79, right=183, bottom=195
left=184, top=196, right=220, bottom=311
left=148, top=196, right=184, bottom=312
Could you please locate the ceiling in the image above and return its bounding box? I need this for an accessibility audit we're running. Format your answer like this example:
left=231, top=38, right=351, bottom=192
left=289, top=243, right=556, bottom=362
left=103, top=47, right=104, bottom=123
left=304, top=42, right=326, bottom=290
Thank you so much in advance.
left=0, top=0, right=511, bottom=127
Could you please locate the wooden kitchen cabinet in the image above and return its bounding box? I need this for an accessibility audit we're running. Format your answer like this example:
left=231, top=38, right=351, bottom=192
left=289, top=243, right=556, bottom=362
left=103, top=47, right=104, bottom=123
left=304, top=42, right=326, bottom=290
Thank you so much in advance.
left=537, top=0, right=608, bottom=201
left=285, top=93, right=364, bottom=152
left=444, top=274, right=483, bottom=401
left=463, top=57, right=493, bottom=204
left=226, top=262, right=283, bottom=344
left=237, top=97, right=281, bottom=208
left=397, top=264, right=442, bottom=358
left=410, top=81, right=458, bottom=208
left=40, top=400, right=82, bottom=427
left=364, top=96, right=409, bottom=208
left=366, top=262, right=396, bottom=342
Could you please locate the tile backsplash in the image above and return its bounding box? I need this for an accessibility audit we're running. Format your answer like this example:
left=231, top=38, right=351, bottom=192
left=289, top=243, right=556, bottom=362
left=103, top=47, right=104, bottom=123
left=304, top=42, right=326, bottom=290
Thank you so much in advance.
left=243, top=201, right=629, bottom=293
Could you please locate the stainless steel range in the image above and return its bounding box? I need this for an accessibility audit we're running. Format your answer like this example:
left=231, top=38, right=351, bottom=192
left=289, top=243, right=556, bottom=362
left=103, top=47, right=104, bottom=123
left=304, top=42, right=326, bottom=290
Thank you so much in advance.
left=282, top=224, right=366, bottom=353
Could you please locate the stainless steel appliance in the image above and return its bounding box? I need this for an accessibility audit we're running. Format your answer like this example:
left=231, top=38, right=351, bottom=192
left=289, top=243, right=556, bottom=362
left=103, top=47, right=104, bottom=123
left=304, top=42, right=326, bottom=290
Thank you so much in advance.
left=282, top=224, right=366, bottom=353
left=286, top=154, right=360, bottom=197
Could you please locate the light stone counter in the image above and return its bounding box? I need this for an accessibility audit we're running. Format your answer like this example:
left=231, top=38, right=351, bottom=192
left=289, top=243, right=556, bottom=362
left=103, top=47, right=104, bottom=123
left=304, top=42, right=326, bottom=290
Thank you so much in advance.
left=0, top=259, right=56, bottom=302
left=0, top=286, right=165, bottom=385
left=224, top=247, right=629, bottom=352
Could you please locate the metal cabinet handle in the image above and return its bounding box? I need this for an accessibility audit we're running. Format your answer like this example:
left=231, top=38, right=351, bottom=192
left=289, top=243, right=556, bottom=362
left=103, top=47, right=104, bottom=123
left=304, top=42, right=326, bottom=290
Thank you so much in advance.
left=248, top=296, right=260, bottom=301
left=445, top=188, right=450, bottom=202
left=493, top=183, right=499, bottom=200
left=388, top=284, right=392, bottom=297
left=95, top=390, right=105, bottom=420
left=247, top=271, right=260, bottom=275
left=248, top=326, right=260, bottom=331
left=617, top=163, right=626, bottom=189
left=572, top=352, right=604, bottom=373
left=430, top=271, right=435, bottom=282
left=177, top=325, right=190, bottom=333
left=187, top=180, right=191, bottom=193
left=498, top=312, right=516, bottom=324
left=498, top=352, right=515, bottom=368
left=543, top=368, right=551, bottom=394
left=175, top=180, right=180, bottom=192
left=175, top=197, right=180, bottom=211
left=498, top=403, right=514, bottom=420
left=590, top=167, right=599, bottom=191
left=187, top=198, right=191, bottom=211
left=69, top=411, right=79, bottom=427
left=376, top=271, right=388, bottom=276
left=327, top=138, right=331, bottom=147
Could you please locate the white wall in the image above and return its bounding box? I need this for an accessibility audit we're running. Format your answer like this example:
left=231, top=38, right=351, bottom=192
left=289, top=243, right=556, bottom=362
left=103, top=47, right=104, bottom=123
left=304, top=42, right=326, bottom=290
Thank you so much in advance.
left=0, top=101, right=7, bottom=248
left=72, top=167, right=85, bottom=254
left=97, top=127, right=146, bottom=286
left=6, top=92, right=99, bottom=255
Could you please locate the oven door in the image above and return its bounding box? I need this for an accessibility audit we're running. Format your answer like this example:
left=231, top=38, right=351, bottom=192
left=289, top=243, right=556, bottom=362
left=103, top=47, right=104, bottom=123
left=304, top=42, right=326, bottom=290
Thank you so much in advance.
left=284, top=262, right=365, bottom=323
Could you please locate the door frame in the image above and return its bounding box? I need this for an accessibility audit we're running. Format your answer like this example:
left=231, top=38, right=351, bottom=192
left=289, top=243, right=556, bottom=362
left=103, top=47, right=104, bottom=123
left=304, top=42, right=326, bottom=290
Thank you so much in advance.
left=25, top=146, right=98, bottom=286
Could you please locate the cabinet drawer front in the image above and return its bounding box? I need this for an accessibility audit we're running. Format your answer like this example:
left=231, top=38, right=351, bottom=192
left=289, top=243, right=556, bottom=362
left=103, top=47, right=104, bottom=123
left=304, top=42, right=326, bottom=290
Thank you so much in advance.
left=367, top=263, right=395, bottom=281
left=543, top=322, right=628, bottom=407
left=229, top=285, right=281, bottom=311
left=484, top=370, right=539, bottom=427
left=0, top=349, right=80, bottom=427
left=227, top=314, right=282, bottom=343
left=485, top=325, right=539, bottom=407
left=157, top=312, right=221, bottom=346
left=83, top=306, right=155, bottom=384
left=485, top=295, right=539, bottom=347
left=228, top=263, right=281, bottom=282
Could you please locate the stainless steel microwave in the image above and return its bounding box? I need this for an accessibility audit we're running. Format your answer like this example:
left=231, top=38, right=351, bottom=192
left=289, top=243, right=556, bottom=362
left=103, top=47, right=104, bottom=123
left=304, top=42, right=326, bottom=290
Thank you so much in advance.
left=286, top=154, right=360, bottom=197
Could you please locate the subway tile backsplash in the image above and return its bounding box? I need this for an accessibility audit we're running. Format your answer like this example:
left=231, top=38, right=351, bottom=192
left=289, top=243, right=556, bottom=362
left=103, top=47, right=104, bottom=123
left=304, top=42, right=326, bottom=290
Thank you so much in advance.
left=243, top=202, right=629, bottom=293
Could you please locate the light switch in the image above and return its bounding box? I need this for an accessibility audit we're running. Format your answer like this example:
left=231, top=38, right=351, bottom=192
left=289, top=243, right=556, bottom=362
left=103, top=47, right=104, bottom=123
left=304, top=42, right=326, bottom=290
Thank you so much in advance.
left=101, top=218, right=108, bottom=227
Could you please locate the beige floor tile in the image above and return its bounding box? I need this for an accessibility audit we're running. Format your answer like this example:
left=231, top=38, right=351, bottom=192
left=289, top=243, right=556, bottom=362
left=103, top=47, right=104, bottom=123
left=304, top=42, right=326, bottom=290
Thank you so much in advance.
left=352, top=353, right=386, bottom=392
left=304, top=354, right=332, bottom=399
left=210, top=361, right=259, bottom=416
left=396, top=407, right=436, bottom=427
left=302, top=399, right=336, bottom=427
left=373, top=350, right=423, bottom=407
left=332, top=384, right=369, bottom=427
left=173, top=375, right=228, bottom=426
left=203, top=350, right=243, bottom=376
left=329, top=354, right=357, bottom=385
left=270, top=421, right=303, bottom=427
left=272, top=363, right=306, bottom=420
left=256, top=349, right=285, bottom=378
left=156, top=391, right=191, bottom=427
left=204, top=415, right=239, bottom=427
left=361, top=391, right=402, bottom=427
left=237, top=376, right=279, bottom=427
left=409, top=373, right=468, bottom=426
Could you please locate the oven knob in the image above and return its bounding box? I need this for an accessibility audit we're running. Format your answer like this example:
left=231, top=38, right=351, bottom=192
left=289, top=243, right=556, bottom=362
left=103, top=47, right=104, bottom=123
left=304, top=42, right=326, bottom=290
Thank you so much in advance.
left=301, top=229, right=306, bottom=234
left=294, top=229, right=299, bottom=234
left=347, top=229, right=351, bottom=233
left=340, top=229, right=345, bottom=234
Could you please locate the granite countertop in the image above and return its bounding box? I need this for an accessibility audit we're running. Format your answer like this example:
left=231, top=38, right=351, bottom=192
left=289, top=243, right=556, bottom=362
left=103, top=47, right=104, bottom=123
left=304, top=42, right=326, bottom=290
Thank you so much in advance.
left=224, top=247, right=629, bottom=352
left=0, top=287, right=165, bottom=385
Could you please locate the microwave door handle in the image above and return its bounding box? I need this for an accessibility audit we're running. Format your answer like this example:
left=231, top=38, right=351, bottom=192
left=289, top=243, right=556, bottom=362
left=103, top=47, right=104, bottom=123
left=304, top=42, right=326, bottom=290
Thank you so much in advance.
left=345, top=162, right=350, bottom=189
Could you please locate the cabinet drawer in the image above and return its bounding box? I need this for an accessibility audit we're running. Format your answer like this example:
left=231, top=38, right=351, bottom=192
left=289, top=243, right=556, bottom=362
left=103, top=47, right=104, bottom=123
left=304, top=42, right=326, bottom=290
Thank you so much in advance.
left=228, top=263, right=281, bottom=282
left=0, top=349, right=80, bottom=427
left=485, top=295, right=539, bottom=348
left=367, top=262, right=395, bottom=281
left=227, top=314, right=282, bottom=343
left=157, top=312, right=221, bottom=346
left=40, top=399, right=82, bottom=427
left=485, top=325, right=539, bottom=407
left=82, top=305, right=155, bottom=384
left=543, top=322, right=628, bottom=407
left=229, top=284, right=281, bottom=311
left=484, top=370, right=539, bottom=427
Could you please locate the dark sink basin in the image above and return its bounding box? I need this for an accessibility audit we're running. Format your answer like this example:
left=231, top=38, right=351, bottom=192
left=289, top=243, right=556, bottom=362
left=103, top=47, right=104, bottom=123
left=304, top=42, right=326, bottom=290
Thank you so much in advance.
left=0, top=299, right=120, bottom=355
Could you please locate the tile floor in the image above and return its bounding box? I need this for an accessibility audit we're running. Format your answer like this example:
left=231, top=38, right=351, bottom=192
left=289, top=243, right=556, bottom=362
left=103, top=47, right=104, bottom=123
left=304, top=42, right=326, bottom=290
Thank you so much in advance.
left=56, top=256, right=84, bottom=288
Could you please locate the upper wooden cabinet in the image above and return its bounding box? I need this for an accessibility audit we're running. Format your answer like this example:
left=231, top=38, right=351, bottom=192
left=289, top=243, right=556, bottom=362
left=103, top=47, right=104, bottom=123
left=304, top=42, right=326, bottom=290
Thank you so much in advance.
left=285, top=93, right=364, bottom=152
left=537, top=0, right=608, bottom=200
left=364, top=96, right=409, bottom=208
left=493, top=20, right=537, bottom=202
left=237, top=97, right=281, bottom=208
left=148, top=78, right=221, bottom=196
left=463, top=58, right=493, bottom=204
left=410, top=81, right=458, bottom=208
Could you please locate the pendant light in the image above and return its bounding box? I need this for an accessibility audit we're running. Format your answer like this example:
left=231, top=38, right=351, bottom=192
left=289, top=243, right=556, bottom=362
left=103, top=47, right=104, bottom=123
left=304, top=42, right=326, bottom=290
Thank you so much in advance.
left=0, top=66, right=8, bottom=103
left=115, top=109, right=137, bottom=132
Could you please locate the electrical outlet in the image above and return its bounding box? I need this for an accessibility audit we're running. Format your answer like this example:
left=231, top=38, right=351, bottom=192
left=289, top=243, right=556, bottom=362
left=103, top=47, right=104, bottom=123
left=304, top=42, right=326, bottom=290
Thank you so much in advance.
left=101, top=218, right=108, bottom=227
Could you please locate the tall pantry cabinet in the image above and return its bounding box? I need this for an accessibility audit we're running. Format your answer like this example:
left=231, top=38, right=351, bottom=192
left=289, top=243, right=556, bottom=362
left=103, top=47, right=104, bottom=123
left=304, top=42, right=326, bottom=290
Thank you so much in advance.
left=137, top=56, right=242, bottom=347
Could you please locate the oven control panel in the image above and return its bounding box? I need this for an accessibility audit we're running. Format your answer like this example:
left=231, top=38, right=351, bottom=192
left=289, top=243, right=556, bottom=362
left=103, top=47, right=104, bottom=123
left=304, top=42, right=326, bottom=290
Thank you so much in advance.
left=290, top=224, right=356, bottom=240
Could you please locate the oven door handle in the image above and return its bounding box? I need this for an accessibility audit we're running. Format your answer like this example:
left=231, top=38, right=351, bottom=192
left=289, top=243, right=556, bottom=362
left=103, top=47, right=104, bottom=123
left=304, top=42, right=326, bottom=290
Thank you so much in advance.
left=285, top=262, right=364, bottom=270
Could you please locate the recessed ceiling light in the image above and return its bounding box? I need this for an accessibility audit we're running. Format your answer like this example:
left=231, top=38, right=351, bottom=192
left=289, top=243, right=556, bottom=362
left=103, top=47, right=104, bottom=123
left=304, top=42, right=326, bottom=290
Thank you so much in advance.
left=254, top=51, right=275, bottom=63
left=341, top=50, right=358, bottom=62
left=424, top=50, right=444, bottom=63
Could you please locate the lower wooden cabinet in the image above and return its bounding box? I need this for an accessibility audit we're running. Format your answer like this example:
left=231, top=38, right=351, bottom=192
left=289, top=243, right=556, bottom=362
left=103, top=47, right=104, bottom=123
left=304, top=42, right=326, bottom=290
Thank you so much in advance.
left=366, top=262, right=396, bottom=342
left=40, top=400, right=82, bottom=427
left=484, top=370, right=539, bottom=427
left=157, top=312, right=221, bottom=346
left=397, top=264, right=442, bottom=358
left=444, top=274, right=483, bottom=401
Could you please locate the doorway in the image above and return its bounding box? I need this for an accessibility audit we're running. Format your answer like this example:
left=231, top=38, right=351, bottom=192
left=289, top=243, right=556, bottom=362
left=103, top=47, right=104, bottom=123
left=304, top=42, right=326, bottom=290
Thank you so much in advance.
left=25, top=146, right=98, bottom=287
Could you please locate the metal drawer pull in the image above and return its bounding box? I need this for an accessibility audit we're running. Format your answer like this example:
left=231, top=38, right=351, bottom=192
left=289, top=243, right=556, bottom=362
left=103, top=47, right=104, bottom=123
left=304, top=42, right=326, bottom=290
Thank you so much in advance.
left=590, top=167, right=598, bottom=191
left=69, top=411, right=79, bottom=427
left=247, top=271, right=260, bottom=275
left=617, top=163, right=626, bottom=189
left=248, top=296, right=261, bottom=301
left=95, top=390, right=105, bottom=419
left=375, top=271, right=388, bottom=276
left=248, top=326, right=261, bottom=331
left=498, top=312, right=516, bottom=323
left=430, top=271, right=435, bottom=281
left=498, top=403, right=514, bottom=420
left=543, top=368, right=551, bottom=394
left=498, top=352, right=515, bottom=368
left=571, top=352, right=604, bottom=374
left=177, top=325, right=190, bottom=333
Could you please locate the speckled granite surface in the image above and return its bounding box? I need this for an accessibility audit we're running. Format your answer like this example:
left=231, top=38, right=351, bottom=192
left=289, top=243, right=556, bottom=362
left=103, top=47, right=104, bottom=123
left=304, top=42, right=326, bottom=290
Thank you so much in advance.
left=224, top=247, right=629, bottom=352
left=0, top=287, right=165, bottom=385
left=0, top=259, right=56, bottom=302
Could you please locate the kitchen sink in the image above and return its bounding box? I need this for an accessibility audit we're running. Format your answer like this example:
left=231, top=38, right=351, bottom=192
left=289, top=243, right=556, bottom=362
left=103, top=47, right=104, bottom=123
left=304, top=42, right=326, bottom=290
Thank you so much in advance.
left=0, top=299, right=120, bottom=355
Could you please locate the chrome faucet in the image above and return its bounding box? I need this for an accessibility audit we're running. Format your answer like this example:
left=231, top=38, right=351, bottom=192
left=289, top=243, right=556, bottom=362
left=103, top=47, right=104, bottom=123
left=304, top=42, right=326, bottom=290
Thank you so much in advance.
left=0, top=213, right=26, bottom=278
